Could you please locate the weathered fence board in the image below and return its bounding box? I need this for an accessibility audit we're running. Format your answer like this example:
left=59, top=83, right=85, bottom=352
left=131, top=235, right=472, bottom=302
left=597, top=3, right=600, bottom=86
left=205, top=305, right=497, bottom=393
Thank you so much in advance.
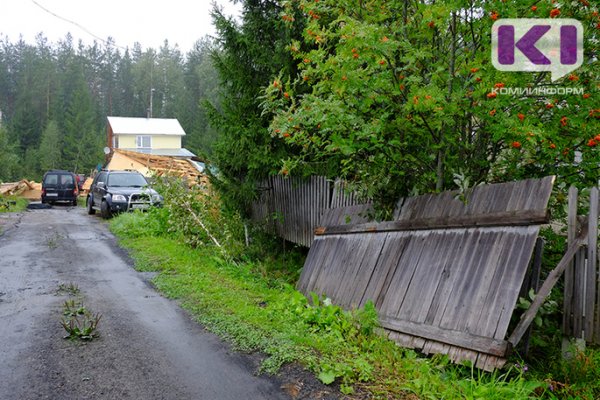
left=319, top=204, right=374, bottom=227
left=585, top=187, right=598, bottom=342
left=379, top=317, right=510, bottom=357
left=298, top=176, right=555, bottom=370
left=251, top=176, right=368, bottom=247
left=563, top=186, right=578, bottom=337
left=395, top=177, right=553, bottom=221
left=595, top=188, right=600, bottom=343
left=317, top=209, right=549, bottom=235
left=562, top=186, right=600, bottom=344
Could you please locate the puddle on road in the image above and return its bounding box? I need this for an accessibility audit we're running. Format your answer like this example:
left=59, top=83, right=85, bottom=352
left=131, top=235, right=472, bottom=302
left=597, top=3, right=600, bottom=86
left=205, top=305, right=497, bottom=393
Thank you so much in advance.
left=67, top=231, right=106, bottom=240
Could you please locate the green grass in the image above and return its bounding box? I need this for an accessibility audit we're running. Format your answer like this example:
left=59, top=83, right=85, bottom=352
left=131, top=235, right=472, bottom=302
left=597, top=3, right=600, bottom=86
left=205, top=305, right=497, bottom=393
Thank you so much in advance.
left=110, top=212, right=593, bottom=399
left=0, top=196, right=28, bottom=213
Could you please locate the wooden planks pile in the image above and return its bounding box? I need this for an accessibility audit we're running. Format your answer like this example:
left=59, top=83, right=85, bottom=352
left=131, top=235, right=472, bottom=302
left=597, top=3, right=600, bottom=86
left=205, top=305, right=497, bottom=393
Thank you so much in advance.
left=252, top=176, right=368, bottom=247
left=0, top=180, right=42, bottom=200
left=298, top=176, right=555, bottom=370
left=114, top=149, right=209, bottom=186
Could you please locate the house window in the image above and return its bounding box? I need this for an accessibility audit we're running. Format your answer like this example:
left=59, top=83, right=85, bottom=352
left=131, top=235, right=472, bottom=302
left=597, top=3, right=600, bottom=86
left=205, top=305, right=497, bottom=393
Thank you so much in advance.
left=113, top=135, right=119, bottom=148
left=136, top=135, right=151, bottom=149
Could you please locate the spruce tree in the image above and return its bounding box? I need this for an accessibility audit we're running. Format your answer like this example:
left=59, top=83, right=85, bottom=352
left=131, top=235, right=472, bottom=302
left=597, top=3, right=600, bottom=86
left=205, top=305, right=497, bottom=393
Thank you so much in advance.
left=0, top=125, right=19, bottom=181
left=38, top=120, right=62, bottom=171
left=208, top=0, right=304, bottom=213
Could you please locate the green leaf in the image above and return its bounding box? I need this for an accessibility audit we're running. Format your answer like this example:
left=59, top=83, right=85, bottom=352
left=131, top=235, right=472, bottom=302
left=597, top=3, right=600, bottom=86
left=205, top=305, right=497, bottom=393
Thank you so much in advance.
left=318, top=370, right=337, bottom=385
left=340, top=384, right=354, bottom=395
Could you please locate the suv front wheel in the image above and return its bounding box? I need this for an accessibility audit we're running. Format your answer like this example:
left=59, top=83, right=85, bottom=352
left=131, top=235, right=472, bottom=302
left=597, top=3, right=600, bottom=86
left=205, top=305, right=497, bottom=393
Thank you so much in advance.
left=100, top=200, right=111, bottom=219
left=86, top=196, right=96, bottom=215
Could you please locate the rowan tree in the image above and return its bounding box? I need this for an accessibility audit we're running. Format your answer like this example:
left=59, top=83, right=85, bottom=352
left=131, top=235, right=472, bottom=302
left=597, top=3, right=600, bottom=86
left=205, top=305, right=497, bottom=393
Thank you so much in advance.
left=262, top=0, right=599, bottom=211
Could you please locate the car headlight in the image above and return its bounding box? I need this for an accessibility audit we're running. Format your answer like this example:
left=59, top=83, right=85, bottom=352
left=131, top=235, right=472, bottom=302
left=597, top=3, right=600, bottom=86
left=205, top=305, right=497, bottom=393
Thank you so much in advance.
left=112, top=194, right=127, bottom=202
left=151, top=194, right=163, bottom=203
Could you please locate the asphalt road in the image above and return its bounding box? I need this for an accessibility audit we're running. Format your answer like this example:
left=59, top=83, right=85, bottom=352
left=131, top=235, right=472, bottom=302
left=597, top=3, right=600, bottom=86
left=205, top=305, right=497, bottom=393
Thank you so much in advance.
left=0, top=206, right=292, bottom=400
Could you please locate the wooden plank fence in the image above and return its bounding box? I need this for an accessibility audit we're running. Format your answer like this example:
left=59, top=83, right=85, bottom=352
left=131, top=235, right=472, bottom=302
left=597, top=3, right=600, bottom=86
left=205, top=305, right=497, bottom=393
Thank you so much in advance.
left=298, top=177, right=556, bottom=370
left=563, top=186, right=600, bottom=344
left=251, top=176, right=368, bottom=247
left=253, top=174, right=600, bottom=364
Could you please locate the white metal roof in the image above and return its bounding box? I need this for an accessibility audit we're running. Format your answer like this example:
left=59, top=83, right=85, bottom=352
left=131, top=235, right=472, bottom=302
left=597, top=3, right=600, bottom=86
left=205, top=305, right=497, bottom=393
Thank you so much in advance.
left=107, top=116, right=186, bottom=136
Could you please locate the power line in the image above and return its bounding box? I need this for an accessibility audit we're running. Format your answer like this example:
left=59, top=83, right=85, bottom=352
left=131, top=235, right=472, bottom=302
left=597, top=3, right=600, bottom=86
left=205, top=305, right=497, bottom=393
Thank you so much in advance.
left=31, top=0, right=128, bottom=50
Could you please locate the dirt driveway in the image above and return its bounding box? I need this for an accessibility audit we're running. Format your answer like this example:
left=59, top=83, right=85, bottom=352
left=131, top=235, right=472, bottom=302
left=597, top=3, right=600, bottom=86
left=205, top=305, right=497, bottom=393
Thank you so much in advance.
left=0, top=206, right=299, bottom=399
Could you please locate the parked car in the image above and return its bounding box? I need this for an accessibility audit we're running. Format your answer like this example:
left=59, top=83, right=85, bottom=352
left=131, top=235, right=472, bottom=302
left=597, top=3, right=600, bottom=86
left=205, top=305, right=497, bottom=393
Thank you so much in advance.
left=75, top=174, right=86, bottom=191
left=41, top=170, right=78, bottom=205
left=86, top=170, right=163, bottom=219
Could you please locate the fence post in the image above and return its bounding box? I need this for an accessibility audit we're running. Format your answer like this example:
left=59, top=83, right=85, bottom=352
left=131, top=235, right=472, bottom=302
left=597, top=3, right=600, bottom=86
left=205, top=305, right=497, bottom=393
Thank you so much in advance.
left=562, top=186, right=587, bottom=358
left=589, top=187, right=599, bottom=343
left=563, top=186, right=577, bottom=337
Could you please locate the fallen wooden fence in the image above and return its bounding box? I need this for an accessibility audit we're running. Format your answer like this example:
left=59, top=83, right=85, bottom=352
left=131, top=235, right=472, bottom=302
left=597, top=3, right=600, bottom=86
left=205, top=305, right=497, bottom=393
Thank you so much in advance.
left=298, top=176, right=556, bottom=370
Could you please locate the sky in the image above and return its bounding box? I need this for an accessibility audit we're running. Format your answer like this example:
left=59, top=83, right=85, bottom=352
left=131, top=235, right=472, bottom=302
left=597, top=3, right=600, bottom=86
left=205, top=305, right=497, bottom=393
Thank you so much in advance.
left=0, top=0, right=241, bottom=52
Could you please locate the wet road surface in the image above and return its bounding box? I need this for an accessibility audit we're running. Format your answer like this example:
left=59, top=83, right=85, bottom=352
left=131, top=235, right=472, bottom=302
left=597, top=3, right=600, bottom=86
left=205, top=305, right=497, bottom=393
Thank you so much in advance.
left=0, top=206, right=289, bottom=399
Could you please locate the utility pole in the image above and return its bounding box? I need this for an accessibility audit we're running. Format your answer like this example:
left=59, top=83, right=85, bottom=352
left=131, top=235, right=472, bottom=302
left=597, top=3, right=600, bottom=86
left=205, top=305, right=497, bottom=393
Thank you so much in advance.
left=149, top=88, right=155, bottom=118
left=147, top=54, right=155, bottom=118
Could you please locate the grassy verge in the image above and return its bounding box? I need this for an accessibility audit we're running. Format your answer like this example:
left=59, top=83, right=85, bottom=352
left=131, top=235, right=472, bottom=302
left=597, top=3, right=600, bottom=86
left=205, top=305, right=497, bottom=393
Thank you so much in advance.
left=110, top=211, right=557, bottom=399
left=0, top=196, right=28, bottom=213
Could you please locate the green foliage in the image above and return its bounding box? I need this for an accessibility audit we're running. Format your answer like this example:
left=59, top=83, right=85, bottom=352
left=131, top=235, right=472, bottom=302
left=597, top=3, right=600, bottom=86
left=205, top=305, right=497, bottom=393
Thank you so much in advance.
left=63, top=88, right=100, bottom=174
left=517, top=288, right=559, bottom=329
left=181, top=38, right=221, bottom=157
left=259, top=0, right=599, bottom=211
left=38, top=120, right=62, bottom=171
left=153, top=177, right=247, bottom=259
left=58, top=285, right=101, bottom=341
left=208, top=0, right=306, bottom=213
left=110, top=208, right=171, bottom=239
left=61, top=310, right=102, bottom=341
left=417, top=361, right=545, bottom=399
left=520, top=222, right=600, bottom=399
left=0, top=196, right=28, bottom=213
left=111, top=177, right=306, bottom=285
left=62, top=299, right=87, bottom=318
left=56, top=282, right=81, bottom=296
left=0, top=126, right=19, bottom=181
left=545, top=348, right=600, bottom=398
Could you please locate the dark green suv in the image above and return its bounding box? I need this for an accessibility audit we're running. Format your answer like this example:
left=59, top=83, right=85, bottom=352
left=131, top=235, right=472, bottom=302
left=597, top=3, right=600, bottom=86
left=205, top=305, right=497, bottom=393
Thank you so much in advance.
left=86, top=170, right=163, bottom=219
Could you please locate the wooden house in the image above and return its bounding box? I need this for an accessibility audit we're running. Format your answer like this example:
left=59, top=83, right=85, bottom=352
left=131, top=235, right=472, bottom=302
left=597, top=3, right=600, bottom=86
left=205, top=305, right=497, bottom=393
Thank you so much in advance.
left=107, top=116, right=195, bottom=158
left=102, top=116, right=206, bottom=186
